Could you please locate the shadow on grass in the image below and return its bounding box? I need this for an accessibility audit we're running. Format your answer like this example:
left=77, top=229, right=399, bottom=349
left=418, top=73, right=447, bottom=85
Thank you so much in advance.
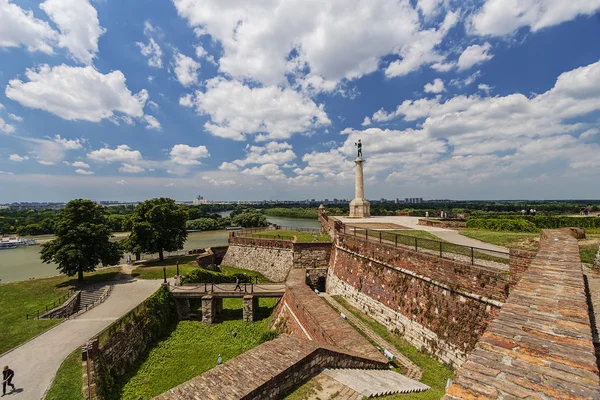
left=56, top=268, right=121, bottom=289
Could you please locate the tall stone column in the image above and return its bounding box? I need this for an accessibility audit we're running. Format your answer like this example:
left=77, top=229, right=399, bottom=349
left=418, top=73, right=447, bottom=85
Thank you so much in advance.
left=349, top=158, right=370, bottom=218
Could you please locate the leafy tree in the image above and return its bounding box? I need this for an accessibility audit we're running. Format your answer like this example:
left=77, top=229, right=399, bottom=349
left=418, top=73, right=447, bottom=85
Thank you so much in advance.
left=126, top=198, right=188, bottom=261
left=231, top=210, right=268, bottom=228
left=40, top=199, right=122, bottom=282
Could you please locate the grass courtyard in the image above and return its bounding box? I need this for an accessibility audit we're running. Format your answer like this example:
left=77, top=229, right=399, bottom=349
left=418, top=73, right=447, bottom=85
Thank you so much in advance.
left=0, top=267, right=120, bottom=355
left=251, top=229, right=331, bottom=242
left=459, top=230, right=539, bottom=251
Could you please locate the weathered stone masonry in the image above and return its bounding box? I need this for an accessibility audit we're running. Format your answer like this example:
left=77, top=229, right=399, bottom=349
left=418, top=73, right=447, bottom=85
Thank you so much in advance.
left=327, top=233, right=509, bottom=367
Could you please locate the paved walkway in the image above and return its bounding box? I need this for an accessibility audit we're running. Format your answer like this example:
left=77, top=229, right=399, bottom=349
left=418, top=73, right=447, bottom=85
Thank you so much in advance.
left=336, top=216, right=509, bottom=253
left=0, top=277, right=161, bottom=400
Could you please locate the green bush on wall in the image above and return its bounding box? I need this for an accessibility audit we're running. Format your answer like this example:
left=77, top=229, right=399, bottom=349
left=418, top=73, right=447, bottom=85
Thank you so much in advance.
left=181, top=268, right=250, bottom=284
left=466, top=216, right=600, bottom=231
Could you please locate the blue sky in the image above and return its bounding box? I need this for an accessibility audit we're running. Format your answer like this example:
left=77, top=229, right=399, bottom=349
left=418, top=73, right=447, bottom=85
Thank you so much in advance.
left=0, top=0, right=599, bottom=202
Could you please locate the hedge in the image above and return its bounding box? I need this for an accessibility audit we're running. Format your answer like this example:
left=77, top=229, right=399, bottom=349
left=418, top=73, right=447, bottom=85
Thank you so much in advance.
left=181, top=268, right=250, bottom=284
left=466, top=216, right=600, bottom=231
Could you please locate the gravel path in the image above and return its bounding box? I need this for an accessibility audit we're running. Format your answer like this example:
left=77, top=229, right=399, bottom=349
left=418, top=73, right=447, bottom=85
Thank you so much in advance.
left=0, top=277, right=162, bottom=400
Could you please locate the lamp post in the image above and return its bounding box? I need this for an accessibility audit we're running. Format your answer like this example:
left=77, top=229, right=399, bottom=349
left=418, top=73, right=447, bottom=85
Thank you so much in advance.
left=163, top=267, right=167, bottom=284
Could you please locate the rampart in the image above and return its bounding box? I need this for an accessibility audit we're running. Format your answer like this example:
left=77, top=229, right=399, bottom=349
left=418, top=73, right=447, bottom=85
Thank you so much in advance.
left=194, top=245, right=229, bottom=268
left=443, top=229, right=600, bottom=400
left=222, top=236, right=331, bottom=282
left=417, top=219, right=467, bottom=229
left=327, top=232, right=510, bottom=367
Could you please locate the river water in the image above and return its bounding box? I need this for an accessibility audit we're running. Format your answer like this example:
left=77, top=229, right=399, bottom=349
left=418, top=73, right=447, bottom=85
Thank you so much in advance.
left=0, top=216, right=320, bottom=283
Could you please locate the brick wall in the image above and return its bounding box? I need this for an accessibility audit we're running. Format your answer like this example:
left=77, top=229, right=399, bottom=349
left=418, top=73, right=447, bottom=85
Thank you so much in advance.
left=508, top=248, right=536, bottom=286
left=292, top=242, right=332, bottom=269
left=417, top=219, right=467, bottom=228
left=328, top=235, right=506, bottom=368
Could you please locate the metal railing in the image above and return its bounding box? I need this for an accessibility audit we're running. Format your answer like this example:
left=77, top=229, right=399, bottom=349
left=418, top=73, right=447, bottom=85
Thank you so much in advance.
left=251, top=233, right=296, bottom=241
left=26, top=289, right=76, bottom=320
left=342, top=226, right=510, bottom=268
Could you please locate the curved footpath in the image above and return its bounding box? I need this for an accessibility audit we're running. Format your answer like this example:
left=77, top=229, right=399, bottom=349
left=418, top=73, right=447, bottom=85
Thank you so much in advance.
left=336, top=216, right=509, bottom=253
left=0, top=277, right=162, bottom=400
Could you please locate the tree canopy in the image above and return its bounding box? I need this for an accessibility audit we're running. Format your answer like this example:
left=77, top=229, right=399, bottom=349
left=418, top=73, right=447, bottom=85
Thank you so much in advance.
left=125, top=198, right=188, bottom=261
left=39, top=199, right=122, bottom=282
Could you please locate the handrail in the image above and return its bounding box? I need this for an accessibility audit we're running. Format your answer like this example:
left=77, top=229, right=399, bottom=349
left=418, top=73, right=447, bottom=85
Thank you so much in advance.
left=26, top=288, right=76, bottom=320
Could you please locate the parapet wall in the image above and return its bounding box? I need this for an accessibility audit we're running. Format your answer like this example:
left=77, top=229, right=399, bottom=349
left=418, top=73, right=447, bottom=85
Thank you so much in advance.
left=417, top=219, right=467, bottom=229
left=443, top=229, right=600, bottom=400
left=328, top=233, right=508, bottom=367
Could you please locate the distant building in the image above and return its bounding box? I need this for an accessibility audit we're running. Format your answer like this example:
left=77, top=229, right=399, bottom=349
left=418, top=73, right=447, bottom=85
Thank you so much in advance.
left=405, top=198, right=423, bottom=204
left=193, top=195, right=209, bottom=205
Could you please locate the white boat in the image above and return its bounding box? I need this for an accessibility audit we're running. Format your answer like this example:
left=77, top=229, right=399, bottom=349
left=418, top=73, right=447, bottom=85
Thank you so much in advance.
left=0, top=236, right=37, bottom=249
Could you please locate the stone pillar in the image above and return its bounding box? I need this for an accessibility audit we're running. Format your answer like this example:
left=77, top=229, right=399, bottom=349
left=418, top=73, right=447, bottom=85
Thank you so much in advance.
left=243, top=295, right=256, bottom=322
left=202, top=295, right=215, bottom=324
left=349, top=158, right=370, bottom=218
left=176, top=298, right=191, bottom=320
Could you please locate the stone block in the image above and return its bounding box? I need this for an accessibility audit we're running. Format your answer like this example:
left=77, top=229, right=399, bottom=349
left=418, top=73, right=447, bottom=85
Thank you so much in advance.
left=243, top=295, right=256, bottom=322
left=202, top=295, right=215, bottom=324
left=176, top=298, right=191, bottom=320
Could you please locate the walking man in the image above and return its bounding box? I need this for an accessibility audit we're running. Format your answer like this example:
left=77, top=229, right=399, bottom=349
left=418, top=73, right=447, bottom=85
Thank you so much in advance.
left=234, top=277, right=242, bottom=292
left=2, top=366, right=15, bottom=397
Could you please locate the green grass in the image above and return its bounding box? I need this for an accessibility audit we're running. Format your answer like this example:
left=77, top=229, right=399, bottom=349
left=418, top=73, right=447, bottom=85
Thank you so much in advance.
left=133, top=255, right=203, bottom=279
left=332, top=296, right=454, bottom=400
left=251, top=229, right=331, bottom=242
left=0, top=268, right=120, bottom=355
left=580, top=244, right=599, bottom=264
left=117, top=298, right=278, bottom=400
left=362, top=229, right=509, bottom=265
left=219, top=265, right=272, bottom=283
left=459, top=230, right=539, bottom=251
left=46, top=349, right=82, bottom=400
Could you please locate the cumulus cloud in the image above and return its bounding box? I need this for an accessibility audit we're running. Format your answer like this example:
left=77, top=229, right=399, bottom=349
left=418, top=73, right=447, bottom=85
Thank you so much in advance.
left=173, top=52, right=200, bottom=86
left=9, top=154, right=29, bottom=162
left=457, top=43, right=493, bottom=71
left=0, top=0, right=58, bottom=54
left=143, top=115, right=161, bottom=130
left=424, top=78, right=445, bottom=93
left=116, top=179, right=127, bottom=185
left=119, top=163, right=145, bottom=173
left=21, top=134, right=83, bottom=165
left=88, top=144, right=142, bottom=164
left=6, top=64, right=148, bottom=122
left=233, top=142, right=296, bottom=166
left=173, top=0, right=459, bottom=85
left=137, top=38, right=163, bottom=68
left=241, top=163, right=286, bottom=181
left=469, top=0, right=600, bottom=36
left=184, top=78, right=330, bottom=141
left=0, top=118, right=15, bottom=133
left=218, top=162, right=239, bottom=171
left=201, top=176, right=236, bottom=186
left=170, top=144, right=210, bottom=165
left=71, top=161, right=90, bottom=168
left=8, top=113, right=23, bottom=122
left=40, top=0, right=105, bottom=65
left=75, top=168, right=94, bottom=175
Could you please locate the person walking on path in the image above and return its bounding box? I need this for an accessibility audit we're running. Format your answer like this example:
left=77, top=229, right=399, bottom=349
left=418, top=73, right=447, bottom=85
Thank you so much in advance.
left=2, top=366, right=15, bottom=397
left=234, top=277, right=243, bottom=292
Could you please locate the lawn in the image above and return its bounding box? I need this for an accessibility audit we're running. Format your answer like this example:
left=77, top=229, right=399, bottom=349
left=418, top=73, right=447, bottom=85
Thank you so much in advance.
left=331, top=296, right=454, bottom=400
left=581, top=243, right=599, bottom=264
left=219, top=265, right=272, bottom=283
left=46, top=349, right=82, bottom=400
left=251, top=229, right=331, bottom=242
left=0, top=267, right=120, bottom=355
left=117, top=298, right=278, bottom=400
left=132, top=255, right=200, bottom=280
left=459, top=230, right=539, bottom=251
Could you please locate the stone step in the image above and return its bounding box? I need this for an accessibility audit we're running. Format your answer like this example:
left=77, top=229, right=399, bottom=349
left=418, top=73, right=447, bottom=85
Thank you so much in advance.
left=324, top=368, right=429, bottom=397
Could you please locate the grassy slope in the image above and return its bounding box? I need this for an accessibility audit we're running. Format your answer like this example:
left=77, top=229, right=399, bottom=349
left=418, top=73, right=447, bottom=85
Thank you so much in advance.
left=333, top=296, right=453, bottom=400
left=46, top=349, right=82, bottom=400
left=118, top=298, right=277, bottom=400
left=0, top=268, right=120, bottom=355
left=459, top=230, right=539, bottom=251
left=252, top=230, right=331, bottom=242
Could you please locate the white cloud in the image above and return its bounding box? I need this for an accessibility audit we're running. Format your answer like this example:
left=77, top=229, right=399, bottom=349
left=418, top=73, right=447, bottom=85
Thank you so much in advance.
left=0, top=171, right=14, bottom=175
left=119, top=163, right=145, bottom=173
left=21, top=134, right=83, bottom=165
left=470, top=0, right=600, bottom=36
left=185, top=78, right=330, bottom=141
left=9, top=154, right=29, bottom=162
left=143, top=115, right=161, bottom=130
left=0, top=118, right=15, bottom=133
left=362, top=117, right=371, bottom=126
left=6, top=64, right=148, bottom=122
left=40, top=0, right=105, bottom=65
left=450, top=70, right=482, bottom=87
left=478, top=83, right=492, bottom=93
left=173, top=52, right=200, bottom=86
left=417, top=0, right=445, bottom=17
left=430, top=62, right=455, bottom=72
left=385, top=11, right=458, bottom=78
left=233, top=142, right=296, bottom=166
left=116, top=179, right=127, bottom=185
left=147, top=101, right=159, bottom=110
left=7, top=113, right=23, bottom=122
left=75, top=168, right=94, bottom=175
left=88, top=144, right=142, bottom=164
left=173, top=0, right=457, bottom=85
left=194, top=43, right=216, bottom=65
left=457, top=43, right=493, bottom=71
left=219, top=162, right=239, bottom=171
left=202, top=176, right=236, bottom=186
left=241, top=163, right=286, bottom=181
left=424, top=78, right=445, bottom=93
left=38, top=160, right=55, bottom=166
left=71, top=161, right=90, bottom=168
left=580, top=128, right=599, bottom=139
left=137, top=38, right=163, bottom=68
left=0, top=0, right=58, bottom=54
left=170, top=144, right=210, bottom=165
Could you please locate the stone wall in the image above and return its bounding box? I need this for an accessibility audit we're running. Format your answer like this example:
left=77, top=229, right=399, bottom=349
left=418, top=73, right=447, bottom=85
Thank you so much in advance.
left=195, top=246, right=229, bottom=268
left=443, top=229, right=599, bottom=399
left=221, top=242, right=293, bottom=282
left=417, top=219, right=467, bottom=228
left=292, top=242, right=332, bottom=269
left=306, top=268, right=328, bottom=291
left=328, top=234, right=507, bottom=368
left=40, top=291, right=80, bottom=319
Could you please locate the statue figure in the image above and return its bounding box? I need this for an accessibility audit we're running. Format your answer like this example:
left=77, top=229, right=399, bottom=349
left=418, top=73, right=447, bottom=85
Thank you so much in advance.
left=355, top=139, right=363, bottom=158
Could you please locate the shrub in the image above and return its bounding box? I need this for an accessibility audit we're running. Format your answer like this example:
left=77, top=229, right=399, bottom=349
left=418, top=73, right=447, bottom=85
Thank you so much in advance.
left=259, top=330, right=279, bottom=343
left=466, top=218, right=537, bottom=232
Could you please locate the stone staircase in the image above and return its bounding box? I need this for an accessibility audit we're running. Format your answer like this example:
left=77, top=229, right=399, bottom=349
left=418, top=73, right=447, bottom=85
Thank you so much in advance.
left=320, top=293, right=423, bottom=380
left=324, top=368, right=430, bottom=398
left=75, top=285, right=111, bottom=314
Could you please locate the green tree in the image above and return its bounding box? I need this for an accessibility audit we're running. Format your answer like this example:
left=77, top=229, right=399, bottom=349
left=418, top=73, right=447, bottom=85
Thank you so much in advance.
left=40, top=199, right=122, bottom=282
left=126, top=198, right=188, bottom=261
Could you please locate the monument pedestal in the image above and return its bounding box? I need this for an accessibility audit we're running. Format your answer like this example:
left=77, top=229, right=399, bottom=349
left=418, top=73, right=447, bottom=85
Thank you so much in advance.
left=349, top=157, right=370, bottom=218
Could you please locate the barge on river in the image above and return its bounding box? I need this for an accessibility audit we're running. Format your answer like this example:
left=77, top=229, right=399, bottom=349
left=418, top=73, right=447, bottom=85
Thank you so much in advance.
left=0, top=236, right=37, bottom=250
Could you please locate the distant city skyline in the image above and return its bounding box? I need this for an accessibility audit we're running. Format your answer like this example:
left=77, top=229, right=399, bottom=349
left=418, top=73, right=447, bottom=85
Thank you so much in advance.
left=1, top=1, right=599, bottom=201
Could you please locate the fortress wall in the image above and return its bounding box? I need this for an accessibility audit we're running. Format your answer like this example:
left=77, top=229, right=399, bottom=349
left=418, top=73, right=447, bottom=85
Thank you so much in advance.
left=221, top=243, right=293, bottom=282
left=292, top=242, right=332, bottom=269
left=327, top=234, right=507, bottom=368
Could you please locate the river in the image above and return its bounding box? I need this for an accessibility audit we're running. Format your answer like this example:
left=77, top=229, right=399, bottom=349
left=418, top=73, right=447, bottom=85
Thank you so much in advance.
left=0, top=216, right=320, bottom=283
